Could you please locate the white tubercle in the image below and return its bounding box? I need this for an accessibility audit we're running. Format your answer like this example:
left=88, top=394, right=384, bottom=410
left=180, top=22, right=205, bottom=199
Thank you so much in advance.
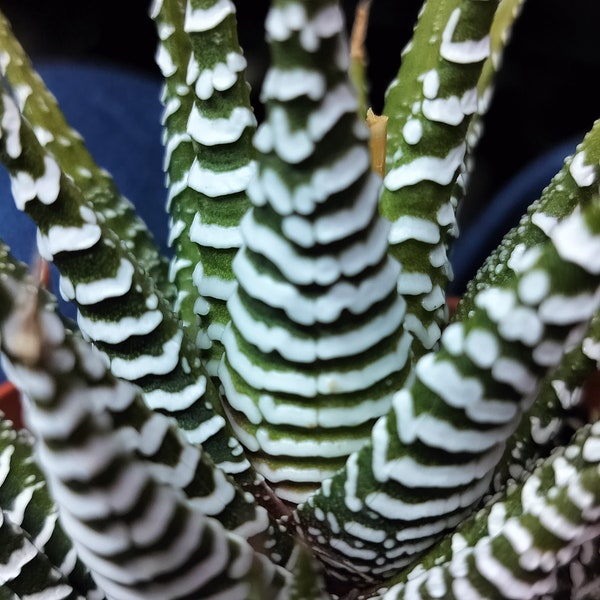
left=36, top=222, right=102, bottom=260
left=190, top=213, right=242, bottom=249
left=223, top=325, right=412, bottom=397
left=402, top=313, right=441, bottom=350
left=372, top=417, right=504, bottom=487
left=11, top=83, right=33, bottom=111
left=167, top=218, right=186, bottom=247
left=144, top=373, right=207, bottom=412
left=184, top=0, right=236, bottom=33
left=187, top=105, right=255, bottom=146
left=253, top=459, right=338, bottom=484
left=551, top=204, right=600, bottom=274
left=266, top=2, right=344, bottom=52
left=539, top=291, right=600, bottom=326
left=186, top=54, right=200, bottom=86
left=422, top=88, right=477, bottom=126
left=389, top=216, right=440, bottom=245
left=308, top=82, right=358, bottom=141
left=59, top=257, right=135, bottom=305
left=169, top=258, right=192, bottom=284
left=440, top=8, right=491, bottom=65
left=569, top=151, right=596, bottom=187
left=109, top=329, right=183, bottom=380
left=416, top=354, right=482, bottom=411
left=31, top=127, right=53, bottom=148
left=255, top=426, right=367, bottom=459
left=184, top=414, right=227, bottom=447
left=241, top=209, right=390, bottom=286
left=265, top=1, right=306, bottom=42
left=397, top=272, right=432, bottom=295
left=255, top=144, right=370, bottom=216
left=263, top=106, right=314, bottom=164
left=281, top=172, right=381, bottom=247
left=1, top=91, right=22, bottom=159
left=393, top=387, right=518, bottom=452
left=402, top=118, right=423, bottom=145
left=77, top=309, right=163, bottom=345
left=194, top=52, right=247, bottom=100
left=192, top=261, right=236, bottom=301
left=229, top=291, right=405, bottom=363
left=163, top=132, right=190, bottom=173
left=255, top=392, right=392, bottom=430
left=188, top=159, right=255, bottom=198
left=162, top=95, right=183, bottom=127
left=420, top=69, right=440, bottom=99
left=155, top=43, right=177, bottom=78
left=384, top=142, right=466, bottom=191
left=233, top=248, right=399, bottom=325
left=365, top=474, right=492, bottom=521
left=261, top=67, right=326, bottom=102
left=11, top=154, right=62, bottom=209
left=259, top=81, right=362, bottom=163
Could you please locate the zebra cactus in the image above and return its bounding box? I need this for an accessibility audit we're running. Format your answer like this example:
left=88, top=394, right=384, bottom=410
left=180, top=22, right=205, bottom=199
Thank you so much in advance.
left=0, top=0, right=599, bottom=598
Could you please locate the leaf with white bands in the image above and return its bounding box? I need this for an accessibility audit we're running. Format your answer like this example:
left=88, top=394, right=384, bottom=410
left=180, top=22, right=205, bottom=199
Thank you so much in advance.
left=152, top=0, right=210, bottom=342
left=153, top=0, right=255, bottom=376
left=0, top=87, right=259, bottom=486
left=452, top=0, right=526, bottom=213
left=0, top=259, right=296, bottom=570
left=452, top=120, right=600, bottom=490
left=295, top=189, right=600, bottom=585
left=365, top=421, right=600, bottom=600
left=0, top=279, right=294, bottom=600
left=493, top=308, right=600, bottom=492
left=0, top=9, right=173, bottom=303
left=0, top=509, right=83, bottom=600
left=380, top=0, right=500, bottom=357
left=219, top=0, right=411, bottom=505
left=0, top=242, right=101, bottom=598
left=0, top=418, right=100, bottom=599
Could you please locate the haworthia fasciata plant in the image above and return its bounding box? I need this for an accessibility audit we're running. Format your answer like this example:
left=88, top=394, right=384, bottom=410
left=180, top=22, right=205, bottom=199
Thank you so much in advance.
left=0, top=0, right=599, bottom=598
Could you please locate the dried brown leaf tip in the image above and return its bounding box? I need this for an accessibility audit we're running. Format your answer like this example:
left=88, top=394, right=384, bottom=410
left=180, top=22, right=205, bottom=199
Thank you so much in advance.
left=3, top=284, right=42, bottom=366
left=366, top=107, right=388, bottom=177
left=350, top=0, right=372, bottom=65
left=1, top=255, right=47, bottom=367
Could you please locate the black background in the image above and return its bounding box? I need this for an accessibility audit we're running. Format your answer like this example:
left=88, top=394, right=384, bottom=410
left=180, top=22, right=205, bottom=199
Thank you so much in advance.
left=2, top=0, right=600, bottom=229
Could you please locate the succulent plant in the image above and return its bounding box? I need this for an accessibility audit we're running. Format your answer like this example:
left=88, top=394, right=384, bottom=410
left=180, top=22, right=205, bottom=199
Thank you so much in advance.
left=1, top=0, right=600, bottom=598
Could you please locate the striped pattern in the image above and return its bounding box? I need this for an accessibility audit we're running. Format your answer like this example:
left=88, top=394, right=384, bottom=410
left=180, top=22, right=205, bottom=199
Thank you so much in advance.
left=380, top=0, right=499, bottom=357
left=451, top=0, right=527, bottom=213
left=152, top=0, right=255, bottom=377
left=0, top=243, right=100, bottom=598
left=494, top=307, right=600, bottom=491
left=366, top=421, right=600, bottom=600
left=0, top=418, right=99, bottom=599
left=219, top=0, right=411, bottom=505
left=0, top=11, right=173, bottom=303
left=0, top=509, right=81, bottom=600
left=151, top=0, right=200, bottom=335
left=455, top=116, right=600, bottom=318
left=0, top=244, right=295, bottom=568
left=0, top=278, right=292, bottom=600
left=554, top=537, right=600, bottom=600
left=0, top=85, right=255, bottom=480
left=455, top=115, right=600, bottom=492
left=296, top=186, right=600, bottom=584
